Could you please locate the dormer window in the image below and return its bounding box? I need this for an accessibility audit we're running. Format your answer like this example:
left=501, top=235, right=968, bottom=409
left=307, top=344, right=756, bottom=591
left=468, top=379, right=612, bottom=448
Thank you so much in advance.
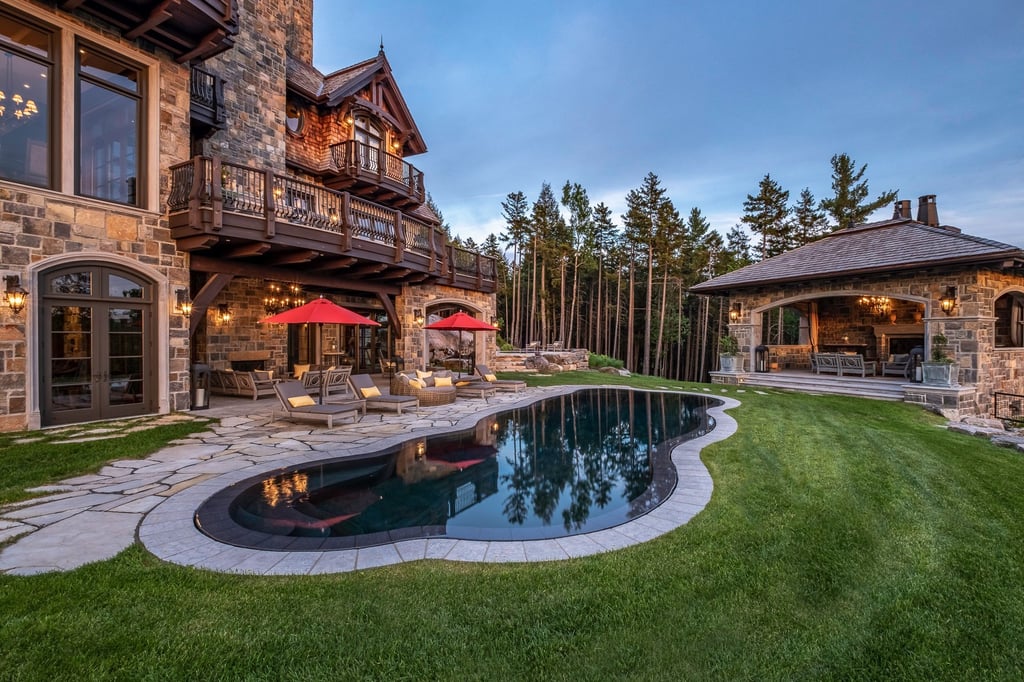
left=286, top=101, right=305, bottom=135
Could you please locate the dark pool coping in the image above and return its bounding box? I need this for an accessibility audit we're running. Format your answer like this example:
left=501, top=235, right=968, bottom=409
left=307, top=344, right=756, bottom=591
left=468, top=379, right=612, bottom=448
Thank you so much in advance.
left=138, top=386, right=740, bottom=574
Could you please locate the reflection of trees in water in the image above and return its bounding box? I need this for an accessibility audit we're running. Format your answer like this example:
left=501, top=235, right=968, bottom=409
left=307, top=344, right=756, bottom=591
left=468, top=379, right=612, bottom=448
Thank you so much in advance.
left=498, top=389, right=707, bottom=531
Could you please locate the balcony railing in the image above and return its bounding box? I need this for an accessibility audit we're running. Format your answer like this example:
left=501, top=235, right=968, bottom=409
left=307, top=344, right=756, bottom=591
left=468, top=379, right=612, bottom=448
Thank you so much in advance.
left=168, top=156, right=495, bottom=289
left=329, top=140, right=426, bottom=204
left=190, top=66, right=225, bottom=133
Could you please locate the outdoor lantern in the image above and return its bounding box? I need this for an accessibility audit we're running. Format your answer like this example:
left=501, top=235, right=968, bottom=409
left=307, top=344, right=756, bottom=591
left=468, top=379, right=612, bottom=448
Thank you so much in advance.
left=755, top=345, right=770, bottom=373
left=4, top=275, right=27, bottom=315
left=175, top=289, right=192, bottom=316
left=939, top=286, right=957, bottom=316
left=729, top=301, right=742, bottom=322
left=218, top=304, right=233, bottom=324
left=191, top=363, right=211, bottom=410
left=414, top=308, right=425, bottom=326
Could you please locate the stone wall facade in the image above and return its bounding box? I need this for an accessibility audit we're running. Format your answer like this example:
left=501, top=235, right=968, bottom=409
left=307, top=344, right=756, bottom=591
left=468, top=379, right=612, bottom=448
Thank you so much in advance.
left=0, top=1, right=192, bottom=431
left=397, top=284, right=496, bottom=371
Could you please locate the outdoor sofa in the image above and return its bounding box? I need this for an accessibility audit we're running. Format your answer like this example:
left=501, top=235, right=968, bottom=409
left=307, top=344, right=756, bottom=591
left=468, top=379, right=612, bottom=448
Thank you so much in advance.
left=209, top=369, right=276, bottom=400
left=390, top=369, right=458, bottom=406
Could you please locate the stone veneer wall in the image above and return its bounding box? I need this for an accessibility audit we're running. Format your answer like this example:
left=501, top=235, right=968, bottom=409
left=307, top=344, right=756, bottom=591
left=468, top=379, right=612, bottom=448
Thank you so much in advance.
left=201, top=0, right=293, bottom=170
left=396, top=284, right=496, bottom=371
left=0, top=2, right=192, bottom=431
left=723, top=266, right=1024, bottom=417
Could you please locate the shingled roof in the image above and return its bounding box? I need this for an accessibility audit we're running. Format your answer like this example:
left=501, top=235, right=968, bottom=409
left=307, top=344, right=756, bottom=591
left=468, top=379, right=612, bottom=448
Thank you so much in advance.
left=691, top=218, right=1024, bottom=295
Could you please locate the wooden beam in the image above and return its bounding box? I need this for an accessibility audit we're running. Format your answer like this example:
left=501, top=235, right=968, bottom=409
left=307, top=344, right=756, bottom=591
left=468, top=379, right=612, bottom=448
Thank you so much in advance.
left=308, top=257, right=357, bottom=271
left=189, top=273, right=234, bottom=339
left=269, top=250, right=320, bottom=265
left=177, top=28, right=227, bottom=64
left=377, top=292, right=401, bottom=338
left=176, top=234, right=221, bottom=251
left=189, top=254, right=400, bottom=296
left=225, top=242, right=271, bottom=258
left=125, top=0, right=175, bottom=39
left=375, top=268, right=412, bottom=280
left=348, top=263, right=388, bottom=276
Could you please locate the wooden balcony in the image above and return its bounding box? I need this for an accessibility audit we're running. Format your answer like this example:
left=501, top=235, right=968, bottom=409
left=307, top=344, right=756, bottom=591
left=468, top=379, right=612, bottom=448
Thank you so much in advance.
left=190, top=66, right=226, bottom=137
left=167, top=156, right=496, bottom=296
left=59, top=0, right=238, bottom=63
left=325, top=141, right=426, bottom=207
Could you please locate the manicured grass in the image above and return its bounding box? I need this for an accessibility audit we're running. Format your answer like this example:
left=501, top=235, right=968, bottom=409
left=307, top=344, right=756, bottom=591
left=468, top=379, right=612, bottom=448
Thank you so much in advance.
left=2, top=376, right=1023, bottom=680
left=0, top=416, right=213, bottom=505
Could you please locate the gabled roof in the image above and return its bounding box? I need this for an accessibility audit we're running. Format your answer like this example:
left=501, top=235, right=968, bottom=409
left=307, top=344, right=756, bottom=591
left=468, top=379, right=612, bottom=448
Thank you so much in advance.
left=691, top=218, right=1024, bottom=294
left=286, top=48, right=427, bottom=155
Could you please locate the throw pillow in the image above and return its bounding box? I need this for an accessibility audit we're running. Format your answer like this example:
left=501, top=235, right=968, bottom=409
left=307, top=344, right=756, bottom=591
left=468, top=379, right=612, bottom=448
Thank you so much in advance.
left=408, top=379, right=425, bottom=389
left=484, top=373, right=498, bottom=382
left=415, top=369, right=433, bottom=380
left=456, top=381, right=472, bottom=387
left=287, top=395, right=315, bottom=407
left=293, top=363, right=310, bottom=379
left=434, top=376, right=452, bottom=387
left=360, top=386, right=382, bottom=398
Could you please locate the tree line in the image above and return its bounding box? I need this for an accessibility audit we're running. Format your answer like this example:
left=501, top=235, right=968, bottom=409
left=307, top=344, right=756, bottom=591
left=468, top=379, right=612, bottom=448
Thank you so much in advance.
left=449, top=153, right=896, bottom=381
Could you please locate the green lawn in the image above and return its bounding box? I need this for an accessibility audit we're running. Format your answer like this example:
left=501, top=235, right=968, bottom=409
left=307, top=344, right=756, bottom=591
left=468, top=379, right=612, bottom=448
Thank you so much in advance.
left=1, top=374, right=1022, bottom=680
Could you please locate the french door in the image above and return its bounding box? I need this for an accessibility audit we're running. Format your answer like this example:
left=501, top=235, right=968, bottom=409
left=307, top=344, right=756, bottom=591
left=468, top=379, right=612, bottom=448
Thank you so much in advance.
left=41, top=265, right=154, bottom=425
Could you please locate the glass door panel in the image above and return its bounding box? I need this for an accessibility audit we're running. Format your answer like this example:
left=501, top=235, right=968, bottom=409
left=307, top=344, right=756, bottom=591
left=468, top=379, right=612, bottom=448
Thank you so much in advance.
left=107, top=306, right=144, bottom=406
left=49, top=305, right=94, bottom=415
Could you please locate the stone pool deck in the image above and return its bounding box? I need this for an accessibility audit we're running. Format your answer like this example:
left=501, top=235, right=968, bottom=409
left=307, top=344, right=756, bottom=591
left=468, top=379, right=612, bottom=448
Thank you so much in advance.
left=0, top=386, right=739, bottom=576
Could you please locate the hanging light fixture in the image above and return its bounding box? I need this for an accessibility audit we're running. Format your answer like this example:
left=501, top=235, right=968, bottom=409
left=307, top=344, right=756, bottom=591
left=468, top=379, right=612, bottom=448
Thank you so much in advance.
left=4, top=275, right=28, bottom=315
left=858, top=295, right=891, bottom=317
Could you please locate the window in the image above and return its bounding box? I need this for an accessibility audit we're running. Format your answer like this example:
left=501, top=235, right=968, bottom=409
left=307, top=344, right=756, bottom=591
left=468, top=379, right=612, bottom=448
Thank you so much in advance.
left=286, top=101, right=305, bottom=135
left=994, top=292, right=1024, bottom=348
left=77, top=44, right=140, bottom=206
left=0, top=12, right=52, bottom=188
left=354, top=116, right=382, bottom=172
left=0, top=12, right=151, bottom=208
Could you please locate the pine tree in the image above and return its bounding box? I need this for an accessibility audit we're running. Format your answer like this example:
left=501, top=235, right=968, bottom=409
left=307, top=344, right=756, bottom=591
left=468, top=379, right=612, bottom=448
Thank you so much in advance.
left=741, top=173, right=791, bottom=259
left=819, top=153, right=897, bottom=230
left=500, top=191, right=530, bottom=347
left=623, top=172, right=668, bottom=375
left=792, top=187, right=828, bottom=245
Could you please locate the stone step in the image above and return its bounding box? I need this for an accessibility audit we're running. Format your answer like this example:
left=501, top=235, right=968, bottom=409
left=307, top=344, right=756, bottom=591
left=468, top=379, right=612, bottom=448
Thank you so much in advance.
left=739, top=372, right=906, bottom=401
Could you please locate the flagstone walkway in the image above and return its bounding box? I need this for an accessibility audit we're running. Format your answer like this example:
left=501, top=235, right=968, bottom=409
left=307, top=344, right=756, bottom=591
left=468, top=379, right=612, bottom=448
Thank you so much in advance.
left=0, top=386, right=739, bottom=576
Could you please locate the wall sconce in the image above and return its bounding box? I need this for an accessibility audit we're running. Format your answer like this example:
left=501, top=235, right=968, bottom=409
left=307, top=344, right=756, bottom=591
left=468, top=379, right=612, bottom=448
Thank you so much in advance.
left=939, top=286, right=957, bottom=316
left=175, top=288, right=193, bottom=316
left=415, top=440, right=426, bottom=460
left=4, top=275, right=28, bottom=315
left=728, top=302, right=741, bottom=322
left=218, top=304, right=233, bottom=324
left=414, top=308, right=425, bottom=326
left=343, top=109, right=355, bottom=125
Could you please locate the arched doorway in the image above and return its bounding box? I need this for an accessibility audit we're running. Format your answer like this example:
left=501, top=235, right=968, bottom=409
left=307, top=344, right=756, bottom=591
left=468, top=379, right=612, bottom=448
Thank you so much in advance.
left=425, top=303, right=484, bottom=371
left=39, top=263, right=155, bottom=425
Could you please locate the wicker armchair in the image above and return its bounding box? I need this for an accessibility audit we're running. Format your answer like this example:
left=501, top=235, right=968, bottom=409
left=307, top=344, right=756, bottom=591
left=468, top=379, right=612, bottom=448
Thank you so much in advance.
left=390, top=370, right=457, bottom=406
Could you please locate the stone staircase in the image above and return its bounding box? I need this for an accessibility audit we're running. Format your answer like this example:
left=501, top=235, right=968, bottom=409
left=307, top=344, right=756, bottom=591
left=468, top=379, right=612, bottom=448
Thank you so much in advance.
left=737, top=371, right=907, bottom=401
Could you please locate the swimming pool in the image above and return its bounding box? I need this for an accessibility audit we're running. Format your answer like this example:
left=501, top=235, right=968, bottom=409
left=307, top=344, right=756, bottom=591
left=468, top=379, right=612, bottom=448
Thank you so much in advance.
left=195, top=388, right=719, bottom=550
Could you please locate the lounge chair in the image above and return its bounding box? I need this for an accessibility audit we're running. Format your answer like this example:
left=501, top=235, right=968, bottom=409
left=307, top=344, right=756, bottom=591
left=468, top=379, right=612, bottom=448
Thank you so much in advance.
left=349, top=374, right=419, bottom=415
left=474, top=364, right=527, bottom=393
left=273, top=380, right=362, bottom=428
left=323, top=366, right=354, bottom=399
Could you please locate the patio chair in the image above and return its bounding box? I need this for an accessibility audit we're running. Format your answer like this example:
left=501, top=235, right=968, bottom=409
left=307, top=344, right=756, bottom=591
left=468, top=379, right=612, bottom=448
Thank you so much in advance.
left=323, top=366, right=354, bottom=399
left=349, top=373, right=419, bottom=415
left=273, top=380, right=362, bottom=428
left=474, top=364, right=527, bottom=393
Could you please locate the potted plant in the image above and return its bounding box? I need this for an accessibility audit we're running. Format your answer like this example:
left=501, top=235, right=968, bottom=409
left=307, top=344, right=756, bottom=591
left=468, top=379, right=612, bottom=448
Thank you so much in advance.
left=921, top=333, right=959, bottom=387
left=719, top=335, right=741, bottom=373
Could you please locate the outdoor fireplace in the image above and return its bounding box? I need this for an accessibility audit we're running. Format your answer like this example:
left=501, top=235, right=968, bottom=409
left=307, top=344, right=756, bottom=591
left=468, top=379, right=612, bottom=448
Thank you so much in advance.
left=230, top=359, right=266, bottom=372
left=227, top=352, right=271, bottom=373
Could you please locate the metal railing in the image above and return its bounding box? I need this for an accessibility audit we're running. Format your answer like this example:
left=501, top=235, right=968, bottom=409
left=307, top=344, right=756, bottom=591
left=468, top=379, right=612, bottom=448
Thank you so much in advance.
left=329, top=140, right=425, bottom=202
left=994, top=392, right=1024, bottom=423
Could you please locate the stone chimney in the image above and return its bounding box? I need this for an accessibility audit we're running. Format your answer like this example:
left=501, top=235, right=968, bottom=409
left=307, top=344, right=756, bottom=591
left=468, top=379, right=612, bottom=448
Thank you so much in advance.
left=892, top=199, right=913, bottom=220
left=916, top=195, right=939, bottom=227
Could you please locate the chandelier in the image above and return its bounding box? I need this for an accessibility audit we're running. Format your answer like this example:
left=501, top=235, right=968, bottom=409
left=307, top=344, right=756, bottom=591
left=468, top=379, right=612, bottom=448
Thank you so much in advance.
left=0, top=89, right=38, bottom=120
left=263, top=282, right=304, bottom=315
left=858, top=295, right=891, bottom=317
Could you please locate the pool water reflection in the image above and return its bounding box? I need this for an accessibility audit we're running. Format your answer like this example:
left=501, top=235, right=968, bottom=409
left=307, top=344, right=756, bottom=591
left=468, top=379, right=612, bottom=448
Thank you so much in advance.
left=195, top=388, right=719, bottom=550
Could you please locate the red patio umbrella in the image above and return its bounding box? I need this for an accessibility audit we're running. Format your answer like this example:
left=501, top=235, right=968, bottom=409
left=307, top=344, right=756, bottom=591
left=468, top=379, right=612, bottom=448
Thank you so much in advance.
left=261, top=296, right=380, bottom=403
left=424, top=311, right=498, bottom=376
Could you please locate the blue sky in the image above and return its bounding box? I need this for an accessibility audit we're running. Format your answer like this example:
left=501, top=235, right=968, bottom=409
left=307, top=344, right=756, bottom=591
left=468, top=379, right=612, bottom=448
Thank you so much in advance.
left=313, top=1, right=1023, bottom=248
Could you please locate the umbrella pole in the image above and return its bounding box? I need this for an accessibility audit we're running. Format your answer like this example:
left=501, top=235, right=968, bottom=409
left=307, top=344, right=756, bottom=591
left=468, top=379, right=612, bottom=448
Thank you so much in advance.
left=318, top=322, right=325, bottom=405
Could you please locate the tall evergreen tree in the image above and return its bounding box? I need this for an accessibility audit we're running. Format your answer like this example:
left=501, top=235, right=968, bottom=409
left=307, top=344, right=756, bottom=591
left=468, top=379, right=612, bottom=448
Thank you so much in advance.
left=741, top=174, right=792, bottom=259
left=819, top=153, right=897, bottom=230
left=530, top=183, right=564, bottom=346
left=792, top=187, right=829, bottom=245
left=623, top=172, right=668, bottom=375
left=500, top=191, right=530, bottom=347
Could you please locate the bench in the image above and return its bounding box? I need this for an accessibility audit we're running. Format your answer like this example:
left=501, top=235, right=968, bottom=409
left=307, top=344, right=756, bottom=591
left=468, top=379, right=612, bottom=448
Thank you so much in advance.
left=837, top=354, right=877, bottom=377
left=209, top=369, right=277, bottom=400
